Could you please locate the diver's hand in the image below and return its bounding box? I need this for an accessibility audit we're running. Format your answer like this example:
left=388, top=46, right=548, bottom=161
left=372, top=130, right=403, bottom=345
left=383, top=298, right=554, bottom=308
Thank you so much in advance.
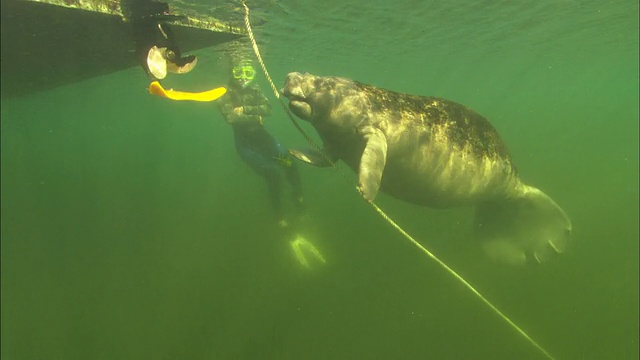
left=231, top=112, right=263, bottom=125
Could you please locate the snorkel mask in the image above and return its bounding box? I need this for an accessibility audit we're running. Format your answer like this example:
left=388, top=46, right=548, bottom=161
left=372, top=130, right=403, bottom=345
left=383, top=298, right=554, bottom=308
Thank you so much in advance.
left=232, top=60, right=256, bottom=88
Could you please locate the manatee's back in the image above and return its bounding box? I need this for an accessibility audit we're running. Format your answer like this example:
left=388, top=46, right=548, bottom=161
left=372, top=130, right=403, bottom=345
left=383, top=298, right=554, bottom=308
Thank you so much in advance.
left=357, top=82, right=511, bottom=162
left=355, top=82, right=520, bottom=206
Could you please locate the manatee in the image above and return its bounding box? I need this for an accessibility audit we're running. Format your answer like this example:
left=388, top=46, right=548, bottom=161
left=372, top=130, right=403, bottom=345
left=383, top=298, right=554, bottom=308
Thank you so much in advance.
left=281, top=72, right=572, bottom=265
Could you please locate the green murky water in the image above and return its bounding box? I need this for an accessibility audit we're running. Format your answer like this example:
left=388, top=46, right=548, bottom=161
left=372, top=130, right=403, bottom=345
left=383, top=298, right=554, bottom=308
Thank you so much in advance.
left=2, top=1, right=638, bottom=359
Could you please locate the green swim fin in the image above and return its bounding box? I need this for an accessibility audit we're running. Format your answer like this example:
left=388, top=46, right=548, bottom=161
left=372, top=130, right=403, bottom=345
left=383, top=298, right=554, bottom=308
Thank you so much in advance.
left=290, top=234, right=326, bottom=269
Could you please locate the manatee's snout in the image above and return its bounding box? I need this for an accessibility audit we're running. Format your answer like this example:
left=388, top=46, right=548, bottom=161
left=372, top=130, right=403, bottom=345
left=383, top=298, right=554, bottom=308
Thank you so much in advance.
left=282, top=72, right=306, bottom=99
left=282, top=72, right=313, bottom=120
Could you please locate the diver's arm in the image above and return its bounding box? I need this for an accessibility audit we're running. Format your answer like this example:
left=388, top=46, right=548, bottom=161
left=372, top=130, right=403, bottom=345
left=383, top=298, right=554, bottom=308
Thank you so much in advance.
left=242, top=104, right=271, bottom=117
left=218, top=100, right=263, bottom=125
left=241, top=88, right=272, bottom=117
left=228, top=114, right=263, bottom=125
left=217, top=97, right=234, bottom=121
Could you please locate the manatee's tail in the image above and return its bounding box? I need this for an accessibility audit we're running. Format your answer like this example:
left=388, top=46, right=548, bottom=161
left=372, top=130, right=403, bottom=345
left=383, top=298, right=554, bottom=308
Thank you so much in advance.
left=474, top=185, right=572, bottom=265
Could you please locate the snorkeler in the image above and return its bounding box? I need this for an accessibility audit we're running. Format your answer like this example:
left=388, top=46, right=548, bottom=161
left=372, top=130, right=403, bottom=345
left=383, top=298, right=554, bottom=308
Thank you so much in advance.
left=217, top=57, right=304, bottom=228
left=121, top=0, right=198, bottom=80
left=216, top=56, right=325, bottom=269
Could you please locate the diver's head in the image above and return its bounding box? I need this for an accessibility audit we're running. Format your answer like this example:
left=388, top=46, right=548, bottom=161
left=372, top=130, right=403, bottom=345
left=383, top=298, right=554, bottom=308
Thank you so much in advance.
left=231, top=59, right=256, bottom=89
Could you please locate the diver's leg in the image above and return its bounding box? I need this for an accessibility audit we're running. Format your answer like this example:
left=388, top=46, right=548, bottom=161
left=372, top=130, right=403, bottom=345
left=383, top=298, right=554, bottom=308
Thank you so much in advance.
left=285, top=162, right=305, bottom=214
left=263, top=169, right=285, bottom=226
left=235, top=138, right=286, bottom=225
left=275, top=143, right=305, bottom=214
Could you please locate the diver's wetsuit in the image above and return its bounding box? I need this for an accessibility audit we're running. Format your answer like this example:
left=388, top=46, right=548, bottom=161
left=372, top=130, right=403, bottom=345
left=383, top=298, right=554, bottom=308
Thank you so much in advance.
left=217, top=81, right=304, bottom=224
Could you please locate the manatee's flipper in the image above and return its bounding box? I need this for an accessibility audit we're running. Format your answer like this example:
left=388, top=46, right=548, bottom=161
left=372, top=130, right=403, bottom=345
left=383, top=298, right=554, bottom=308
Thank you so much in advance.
left=357, top=126, right=388, bottom=202
left=288, top=148, right=336, bottom=167
left=474, top=185, right=572, bottom=265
